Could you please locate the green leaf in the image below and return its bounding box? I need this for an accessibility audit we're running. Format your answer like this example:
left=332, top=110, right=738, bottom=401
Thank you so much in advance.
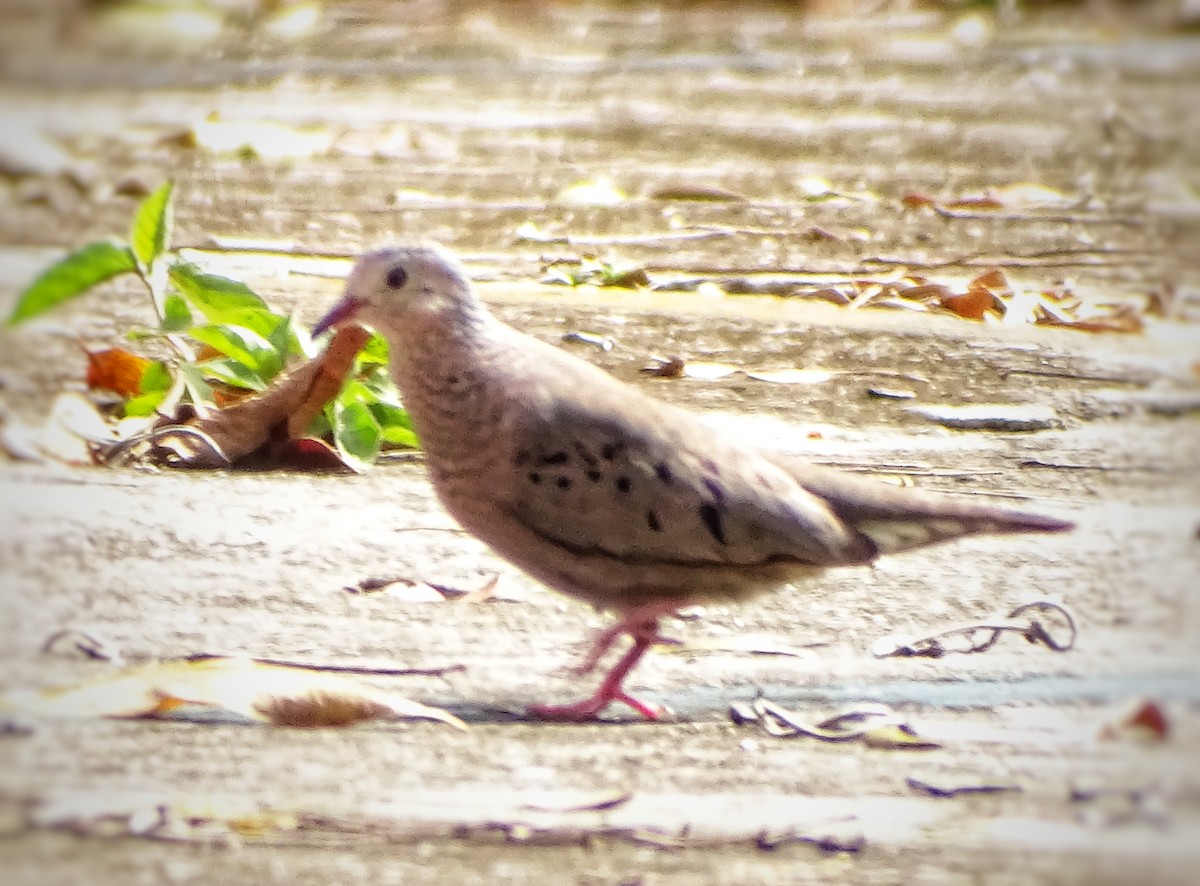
left=267, top=311, right=312, bottom=362
left=123, top=360, right=174, bottom=416
left=188, top=324, right=280, bottom=380
left=130, top=181, right=174, bottom=271
left=197, top=356, right=268, bottom=392
left=122, top=388, right=168, bottom=418
left=379, top=423, right=420, bottom=449
left=161, top=291, right=193, bottom=332
left=178, top=362, right=216, bottom=408
left=7, top=242, right=136, bottom=325
left=358, top=332, right=390, bottom=366
left=168, top=263, right=275, bottom=330
left=139, top=360, right=172, bottom=394
left=370, top=400, right=419, bottom=448
left=332, top=399, right=381, bottom=472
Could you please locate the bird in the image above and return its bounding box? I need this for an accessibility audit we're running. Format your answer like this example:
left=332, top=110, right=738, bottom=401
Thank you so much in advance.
left=312, top=243, right=1074, bottom=721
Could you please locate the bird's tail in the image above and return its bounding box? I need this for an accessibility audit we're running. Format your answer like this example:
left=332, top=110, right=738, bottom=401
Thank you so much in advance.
left=776, top=457, right=1075, bottom=557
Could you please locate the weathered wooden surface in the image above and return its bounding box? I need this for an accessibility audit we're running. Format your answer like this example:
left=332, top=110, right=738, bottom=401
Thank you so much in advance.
left=1, top=2, right=1197, bottom=883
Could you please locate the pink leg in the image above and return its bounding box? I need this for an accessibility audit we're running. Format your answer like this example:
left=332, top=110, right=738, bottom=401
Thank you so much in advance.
left=570, top=599, right=686, bottom=677
left=529, top=600, right=686, bottom=722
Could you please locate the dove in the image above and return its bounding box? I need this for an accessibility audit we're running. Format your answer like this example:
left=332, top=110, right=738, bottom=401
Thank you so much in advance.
left=313, top=243, right=1074, bottom=721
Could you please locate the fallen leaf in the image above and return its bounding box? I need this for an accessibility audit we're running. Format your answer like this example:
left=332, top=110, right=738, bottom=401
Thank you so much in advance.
left=561, top=331, right=615, bottom=352
left=969, top=268, right=1010, bottom=291
left=901, top=191, right=936, bottom=209
left=898, top=283, right=954, bottom=302
left=907, top=777, right=1020, bottom=798
left=641, top=355, right=687, bottom=378
left=866, top=386, right=917, bottom=400
left=370, top=579, right=447, bottom=603
left=1038, top=303, right=1144, bottom=334
left=943, top=194, right=1005, bottom=211
left=126, top=324, right=369, bottom=468
left=800, top=225, right=842, bottom=241
left=85, top=347, right=151, bottom=398
left=905, top=403, right=1060, bottom=432
left=0, top=657, right=465, bottom=729
left=862, top=723, right=941, bottom=750
left=648, top=183, right=747, bottom=202
left=0, top=392, right=113, bottom=465
left=939, top=289, right=998, bottom=320
left=1100, top=699, right=1170, bottom=743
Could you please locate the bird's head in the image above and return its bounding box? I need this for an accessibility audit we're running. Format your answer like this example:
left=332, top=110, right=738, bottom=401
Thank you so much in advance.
left=312, top=243, right=475, bottom=338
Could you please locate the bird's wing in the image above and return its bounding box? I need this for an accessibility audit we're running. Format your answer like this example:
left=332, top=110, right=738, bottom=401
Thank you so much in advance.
left=500, top=380, right=876, bottom=568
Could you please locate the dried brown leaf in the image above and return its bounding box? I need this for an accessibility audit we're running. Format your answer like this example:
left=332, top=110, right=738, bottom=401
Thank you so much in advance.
left=143, top=324, right=369, bottom=467
left=648, top=183, right=747, bottom=202
left=1, top=657, right=465, bottom=730
left=901, top=191, right=935, bottom=209
left=1100, top=699, right=1170, bottom=743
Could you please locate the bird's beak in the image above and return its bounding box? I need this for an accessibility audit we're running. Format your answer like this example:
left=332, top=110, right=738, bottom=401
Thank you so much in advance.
left=312, top=295, right=365, bottom=336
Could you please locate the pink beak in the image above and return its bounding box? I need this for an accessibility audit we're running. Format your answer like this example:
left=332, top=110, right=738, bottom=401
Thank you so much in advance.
left=312, top=295, right=365, bottom=336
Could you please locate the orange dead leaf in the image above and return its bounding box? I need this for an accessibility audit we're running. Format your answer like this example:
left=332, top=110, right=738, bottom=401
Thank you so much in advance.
left=969, top=268, right=1009, bottom=291
left=85, top=348, right=151, bottom=398
left=642, top=355, right=687, bottom=378
left=901, top=191, right=935, bottom=209
left=940, top=289, right=998, bottom=320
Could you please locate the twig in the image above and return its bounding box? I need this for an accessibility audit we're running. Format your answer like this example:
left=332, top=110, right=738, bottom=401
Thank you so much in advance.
left=872, top=600, right=1077, bottom=659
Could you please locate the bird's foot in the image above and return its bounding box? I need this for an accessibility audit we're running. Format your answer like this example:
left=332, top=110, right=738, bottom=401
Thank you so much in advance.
left=534, top=613, right=670, bottom=721
left=527, top=691, right=665, bottom=722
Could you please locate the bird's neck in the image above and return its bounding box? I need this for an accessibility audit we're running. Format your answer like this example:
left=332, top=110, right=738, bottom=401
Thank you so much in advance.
left=387, top=306, right=510, bottom=475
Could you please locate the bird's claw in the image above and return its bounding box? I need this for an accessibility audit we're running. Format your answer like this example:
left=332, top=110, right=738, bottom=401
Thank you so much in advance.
left=527, top=691, right=665, bottom=722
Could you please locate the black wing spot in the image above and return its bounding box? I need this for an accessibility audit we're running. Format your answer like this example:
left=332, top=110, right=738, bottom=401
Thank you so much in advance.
left=539, top=451, right=569, bottom=466
left=699, top=503, right=727, bottom=545
left=556, top=476, right=572, bottom=490
left=646, top=510, right=662, bottom=532
left=514, top=448, right=532, bottom=466
left=654, top=462, right=673, bottom=484
left=587, top=469, right=602, bottom=482
left=615, top=476, right=632, bottom=493
left=528, top=472, right=542, bottom=485
left=600, top=442, right=624, bottom=461
left=573, top=442, right=598, bottom=466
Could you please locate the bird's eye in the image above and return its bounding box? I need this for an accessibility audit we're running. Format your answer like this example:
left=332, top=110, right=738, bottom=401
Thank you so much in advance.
left=385, top=265, right=408, bottom=289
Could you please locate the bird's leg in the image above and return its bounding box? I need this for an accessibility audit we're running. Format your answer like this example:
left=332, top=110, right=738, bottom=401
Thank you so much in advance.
left=570, top=599, right=685, bottom=677
left=528, top=623, right=662, bottom=721
left=529, top=600, right=685, bottom=721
